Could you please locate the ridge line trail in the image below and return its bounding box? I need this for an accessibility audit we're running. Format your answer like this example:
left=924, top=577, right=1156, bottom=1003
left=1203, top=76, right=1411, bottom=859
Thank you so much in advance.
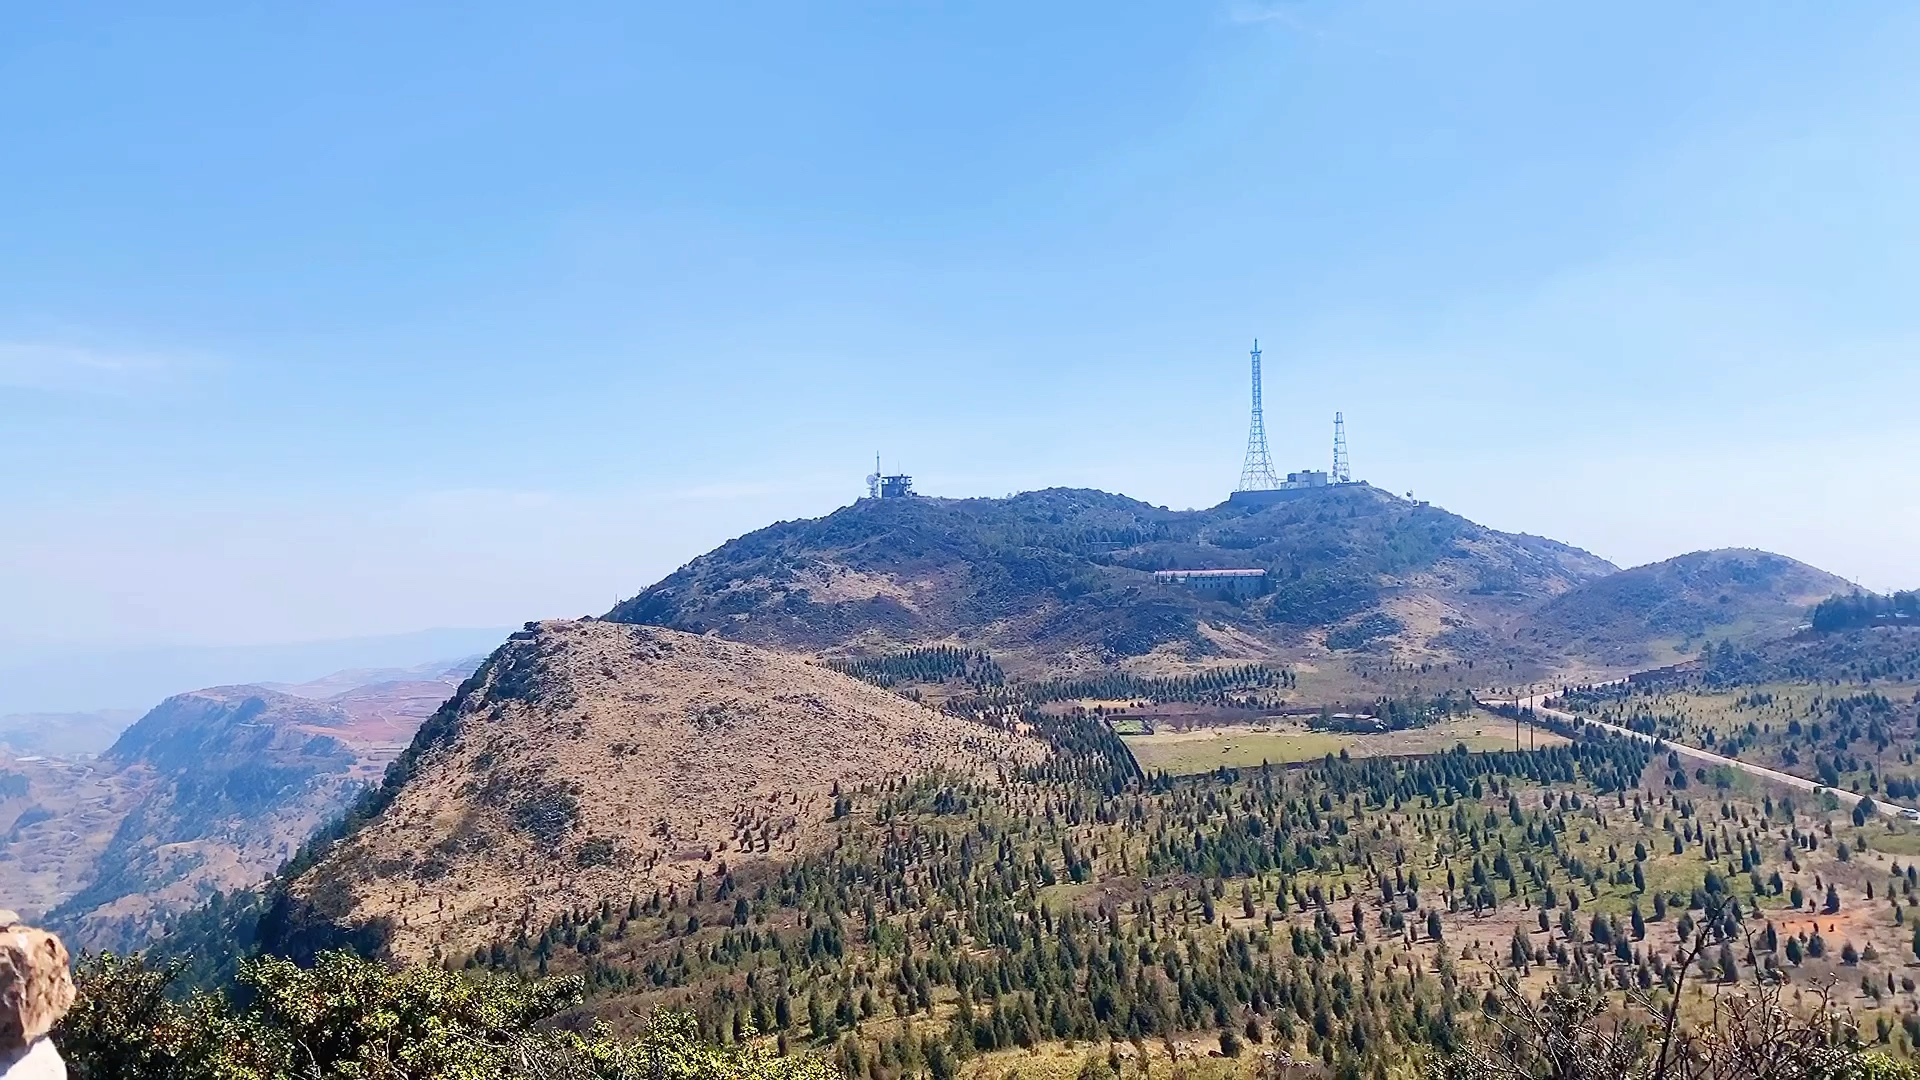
left=1485, top=680, right=1917, bottom=820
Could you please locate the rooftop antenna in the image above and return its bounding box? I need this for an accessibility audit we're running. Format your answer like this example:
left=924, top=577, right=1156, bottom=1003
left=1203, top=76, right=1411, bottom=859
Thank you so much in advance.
left=1332, top=411, right=1351, bottom=484
left=1236, top=340, right=1279, bottom=491
left=866, top=453, right=882, bottom=500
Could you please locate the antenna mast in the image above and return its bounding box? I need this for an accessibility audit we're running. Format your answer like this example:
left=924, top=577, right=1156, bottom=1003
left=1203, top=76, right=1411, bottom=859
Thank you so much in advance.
left=1332, top=412, right=1350, bottom=484
left=1236, top=340, right=1279, bottom=491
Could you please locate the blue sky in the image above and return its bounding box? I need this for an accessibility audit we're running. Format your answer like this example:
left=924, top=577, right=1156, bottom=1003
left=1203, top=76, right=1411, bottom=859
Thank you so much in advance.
left=3, top=1, right=1917, bottom=650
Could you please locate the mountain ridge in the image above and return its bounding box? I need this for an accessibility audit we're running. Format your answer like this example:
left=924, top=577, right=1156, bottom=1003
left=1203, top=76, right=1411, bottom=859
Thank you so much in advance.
left=607, top=485, right=1619, bottom=687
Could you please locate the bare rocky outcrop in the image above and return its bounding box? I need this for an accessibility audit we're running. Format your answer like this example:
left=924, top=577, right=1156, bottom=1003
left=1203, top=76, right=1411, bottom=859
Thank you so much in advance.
left=0, top=910, right=73, bottom=1080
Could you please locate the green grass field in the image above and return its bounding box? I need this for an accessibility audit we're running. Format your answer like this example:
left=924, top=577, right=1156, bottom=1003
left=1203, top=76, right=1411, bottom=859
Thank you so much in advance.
left=1120, top=715, right=1562, bottom=775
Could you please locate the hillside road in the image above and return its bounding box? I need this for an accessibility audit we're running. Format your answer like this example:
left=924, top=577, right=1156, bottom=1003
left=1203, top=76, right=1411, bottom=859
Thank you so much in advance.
left=1486, top=688, right=1918, bottom=822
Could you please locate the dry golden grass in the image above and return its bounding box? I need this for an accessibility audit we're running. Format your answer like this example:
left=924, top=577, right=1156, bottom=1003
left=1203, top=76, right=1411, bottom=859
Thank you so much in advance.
left=293, top=620, right=1045, bottom=960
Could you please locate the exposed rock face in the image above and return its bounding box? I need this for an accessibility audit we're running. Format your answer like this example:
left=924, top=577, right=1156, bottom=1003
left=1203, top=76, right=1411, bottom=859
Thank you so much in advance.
left=0, top=911, right=73, bottom=1080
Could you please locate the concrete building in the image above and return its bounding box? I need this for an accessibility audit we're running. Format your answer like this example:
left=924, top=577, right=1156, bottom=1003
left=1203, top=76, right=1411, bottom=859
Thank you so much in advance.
left=1153, top=568, right=1267, bottom=597
left=1225, top=469, right=1330, bottom=508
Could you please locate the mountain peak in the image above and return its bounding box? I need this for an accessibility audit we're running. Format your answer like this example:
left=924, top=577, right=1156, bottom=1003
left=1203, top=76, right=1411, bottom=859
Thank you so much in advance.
left=608, top=485, right=1614, bottom=679
left=276, top=620, right=1041, bottom=960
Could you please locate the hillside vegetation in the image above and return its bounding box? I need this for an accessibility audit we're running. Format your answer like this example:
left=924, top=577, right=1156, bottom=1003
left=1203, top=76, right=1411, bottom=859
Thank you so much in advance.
left=1516, top=549, right=1851, bottom=671
left=267, top=620, right=1042, bottom=962
left=1814, top=590, right=1920, bottom=632
left=106, top=497, right=1887, bottom=1079
left=58, top=948, right=835, bottom=1080
left=148, top=613, right=1920, bottom=1080
left=149, top=607, right=1920, bottom=1076
left=608, top=486, right=1617, bottom=680
left=1556, top=624, right=1920, bottom=799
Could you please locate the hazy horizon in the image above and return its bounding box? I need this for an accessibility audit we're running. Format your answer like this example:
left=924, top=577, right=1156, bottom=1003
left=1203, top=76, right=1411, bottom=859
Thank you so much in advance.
left=0, top=626, right=511, bottom=716
left=5, top=2, right=1916, bottom=650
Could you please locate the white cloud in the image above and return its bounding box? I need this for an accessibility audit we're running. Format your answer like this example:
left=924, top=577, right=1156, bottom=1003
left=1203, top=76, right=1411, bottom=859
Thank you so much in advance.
left=1224, top=1, right=1306, bottom=27
left=0, top=341, right=187, bottom=393
left=1222, top=1, right=1393, bottom=56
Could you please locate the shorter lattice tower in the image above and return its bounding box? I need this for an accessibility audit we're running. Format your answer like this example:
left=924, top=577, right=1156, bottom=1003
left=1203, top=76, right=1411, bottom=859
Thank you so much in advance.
left=1236, top=340, right=1279, bottom=491
left=1332, top=412, right=1351, bottom=484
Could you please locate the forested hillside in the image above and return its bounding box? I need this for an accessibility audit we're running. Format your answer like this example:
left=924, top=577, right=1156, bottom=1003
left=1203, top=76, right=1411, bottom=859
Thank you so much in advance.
left=608, top=486, right=1617, bottom=679
left=146, top=612, right=1920, bottom=1080
left=1556, top=622, right=1920, bottom=798
left=1814, top=590, right=1920, bottom=632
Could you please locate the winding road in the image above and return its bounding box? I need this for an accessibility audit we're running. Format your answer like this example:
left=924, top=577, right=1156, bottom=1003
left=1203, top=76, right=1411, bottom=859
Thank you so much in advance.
left=1484, top=686, right=1918, bottom=821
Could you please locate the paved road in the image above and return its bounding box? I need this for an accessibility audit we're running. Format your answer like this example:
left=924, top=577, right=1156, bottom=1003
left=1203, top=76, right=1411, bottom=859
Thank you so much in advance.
left=1486, top=687, right=1918, bottom=822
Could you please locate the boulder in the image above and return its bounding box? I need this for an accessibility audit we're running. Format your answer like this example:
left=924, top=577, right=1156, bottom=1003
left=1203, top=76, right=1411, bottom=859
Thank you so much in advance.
left=0, top=913, right=72, bottom=1080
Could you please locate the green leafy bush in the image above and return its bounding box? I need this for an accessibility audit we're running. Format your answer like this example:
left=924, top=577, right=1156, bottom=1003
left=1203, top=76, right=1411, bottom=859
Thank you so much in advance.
left=57, top=950, right=840, bottom=1080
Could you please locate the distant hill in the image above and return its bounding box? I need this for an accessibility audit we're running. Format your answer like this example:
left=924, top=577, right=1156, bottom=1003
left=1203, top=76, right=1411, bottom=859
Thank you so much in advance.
left=1695, top=621, right=1920, bottom=688
left=608, top=485, right=1616, bottom=682
left=45, top=687, right=386, bottom=947
left=0, top=708, right=140, bottom=758
left=1516, top=548, right=1852, bottom=671
left=269, top=620, right=1041, bottom=961
left=0, top=627, right=509, bottom=716
left=0, top=656, right=482, bottom=949
left=263, top=655, right=488, bottom=699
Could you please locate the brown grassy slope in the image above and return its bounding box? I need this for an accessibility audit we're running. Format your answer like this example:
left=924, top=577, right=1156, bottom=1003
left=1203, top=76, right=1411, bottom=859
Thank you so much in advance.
left=1516, top=548, right=1852, bottom=674
left=285, top=620, right=1045, bottom=962
left=45, top=684, right=438, bottom=948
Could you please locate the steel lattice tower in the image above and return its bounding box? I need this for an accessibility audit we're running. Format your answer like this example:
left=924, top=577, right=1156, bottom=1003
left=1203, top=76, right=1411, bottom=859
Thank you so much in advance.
left=1332, top=411, right=1351, bottom=483
left=1236, top=340, right=1279, bottom=491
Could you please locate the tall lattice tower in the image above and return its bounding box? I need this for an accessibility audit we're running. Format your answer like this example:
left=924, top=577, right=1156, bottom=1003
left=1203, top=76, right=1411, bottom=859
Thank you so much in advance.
left=1236, top=340, right=1279, bottom=491
left=1332, top=412, right=1351, bottom=483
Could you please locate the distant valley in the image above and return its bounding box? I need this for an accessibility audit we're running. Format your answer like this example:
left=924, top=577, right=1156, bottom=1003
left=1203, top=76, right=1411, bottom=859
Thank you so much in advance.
left=0, top=654, right=482, bottom=948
